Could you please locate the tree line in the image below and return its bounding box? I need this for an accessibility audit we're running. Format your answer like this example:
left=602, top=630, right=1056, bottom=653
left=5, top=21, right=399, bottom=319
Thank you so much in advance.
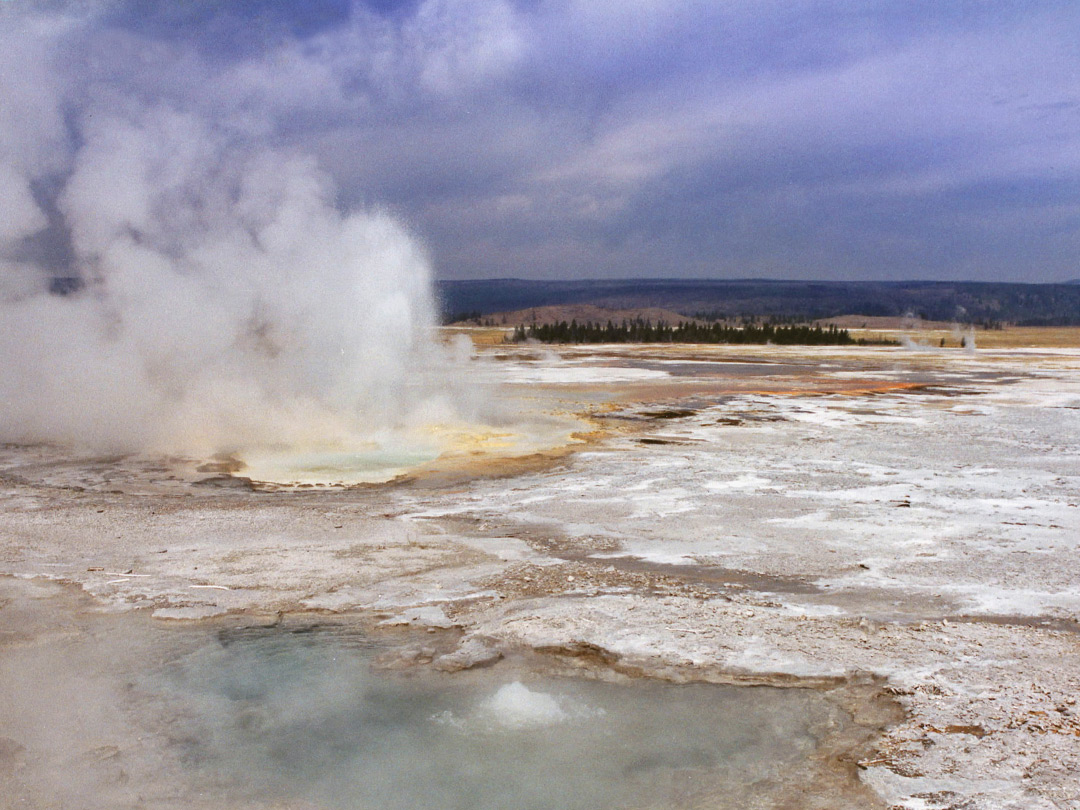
left=510, top=319, right=886, bottom=345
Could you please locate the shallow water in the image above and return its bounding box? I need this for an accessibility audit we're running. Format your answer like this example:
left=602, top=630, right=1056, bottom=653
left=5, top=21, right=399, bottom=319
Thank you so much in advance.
left=156, top=628, right=843, bottom=810
left=239, top=445, right=442, bottom=485
left=0, top=581, right=855, bottom=810
left=231, top=410, right=586, bottom=487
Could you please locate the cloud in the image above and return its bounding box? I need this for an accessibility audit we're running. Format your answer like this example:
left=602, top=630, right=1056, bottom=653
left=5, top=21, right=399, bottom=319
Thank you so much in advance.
left=467, top=1, right=1080, bottom=280
left=3, top=0, right=1079, bottom=297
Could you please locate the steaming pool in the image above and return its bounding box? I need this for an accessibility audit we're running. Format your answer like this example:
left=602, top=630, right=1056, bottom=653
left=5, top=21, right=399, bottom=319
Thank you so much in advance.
left=1, top=579, right=856, bottom=810
left=233, top=414, right=588, bottom=487
left=238, top=445, right=443, bottom=486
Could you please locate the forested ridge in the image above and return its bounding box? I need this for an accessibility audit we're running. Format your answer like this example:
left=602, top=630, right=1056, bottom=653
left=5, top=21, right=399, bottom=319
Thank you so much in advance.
left=511, top=319, right=883, bottom=345
left=439, top=279, right=1080, bottom=326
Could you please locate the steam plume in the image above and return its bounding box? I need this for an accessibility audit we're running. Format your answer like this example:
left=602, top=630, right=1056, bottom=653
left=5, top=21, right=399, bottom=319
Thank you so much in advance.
left=0, top=5, right=468, bottom=455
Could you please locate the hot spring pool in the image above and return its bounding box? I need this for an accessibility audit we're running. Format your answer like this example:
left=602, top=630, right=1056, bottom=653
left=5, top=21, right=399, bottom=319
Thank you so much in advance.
left=232, top=413, right=586, bottom=487
left=155, top=628, right=850, bottom=810
left=0, top=581, right=869, bottom=810
left=237, top=446, right=443, bottom=485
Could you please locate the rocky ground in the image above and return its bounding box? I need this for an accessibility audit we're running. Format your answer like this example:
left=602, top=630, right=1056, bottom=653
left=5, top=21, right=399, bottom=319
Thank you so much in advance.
left=2, top=342, right=1079, bottom=809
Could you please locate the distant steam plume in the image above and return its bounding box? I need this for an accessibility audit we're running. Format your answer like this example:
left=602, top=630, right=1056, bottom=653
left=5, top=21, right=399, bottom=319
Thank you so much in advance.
left=0, top=5, right=473, bottom=457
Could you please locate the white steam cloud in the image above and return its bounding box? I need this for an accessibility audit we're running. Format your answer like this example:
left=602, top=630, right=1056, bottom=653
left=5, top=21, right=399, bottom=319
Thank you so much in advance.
left=0, top=5, right=475, bottom=456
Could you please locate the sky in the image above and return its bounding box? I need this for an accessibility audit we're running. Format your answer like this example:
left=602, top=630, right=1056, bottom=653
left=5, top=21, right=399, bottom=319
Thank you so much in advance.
left=2, top=0, right=1079, bottom=282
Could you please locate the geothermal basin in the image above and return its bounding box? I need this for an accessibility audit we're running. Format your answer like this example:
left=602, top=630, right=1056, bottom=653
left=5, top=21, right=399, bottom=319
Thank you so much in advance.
left=2, top=336, right=1080, bottom=809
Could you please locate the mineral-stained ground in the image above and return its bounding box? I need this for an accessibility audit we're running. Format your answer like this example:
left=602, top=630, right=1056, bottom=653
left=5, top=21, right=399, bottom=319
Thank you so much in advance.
left=2, top=340, right=1079, bottom=809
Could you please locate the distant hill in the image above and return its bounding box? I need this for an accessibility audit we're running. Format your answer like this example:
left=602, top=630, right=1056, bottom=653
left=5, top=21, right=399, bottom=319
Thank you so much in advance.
left=437, top=279, right=1080, bottom=326
left=454, top=304, right=703, bottom=327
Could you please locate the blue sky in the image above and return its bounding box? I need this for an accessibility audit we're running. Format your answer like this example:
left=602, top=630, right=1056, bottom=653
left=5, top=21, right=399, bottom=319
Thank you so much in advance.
left=6, top=0, right=1080, bottom=281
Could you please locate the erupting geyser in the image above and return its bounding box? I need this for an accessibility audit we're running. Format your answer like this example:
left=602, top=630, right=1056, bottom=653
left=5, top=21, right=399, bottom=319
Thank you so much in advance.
left=0, top=7, right=533, bottom=482
left=1, top=116, right=470, bottom=469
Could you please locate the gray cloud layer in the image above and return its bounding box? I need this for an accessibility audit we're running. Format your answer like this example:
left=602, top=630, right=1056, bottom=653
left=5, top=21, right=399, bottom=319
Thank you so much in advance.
left=3, top=0, right=1079, bottom=282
